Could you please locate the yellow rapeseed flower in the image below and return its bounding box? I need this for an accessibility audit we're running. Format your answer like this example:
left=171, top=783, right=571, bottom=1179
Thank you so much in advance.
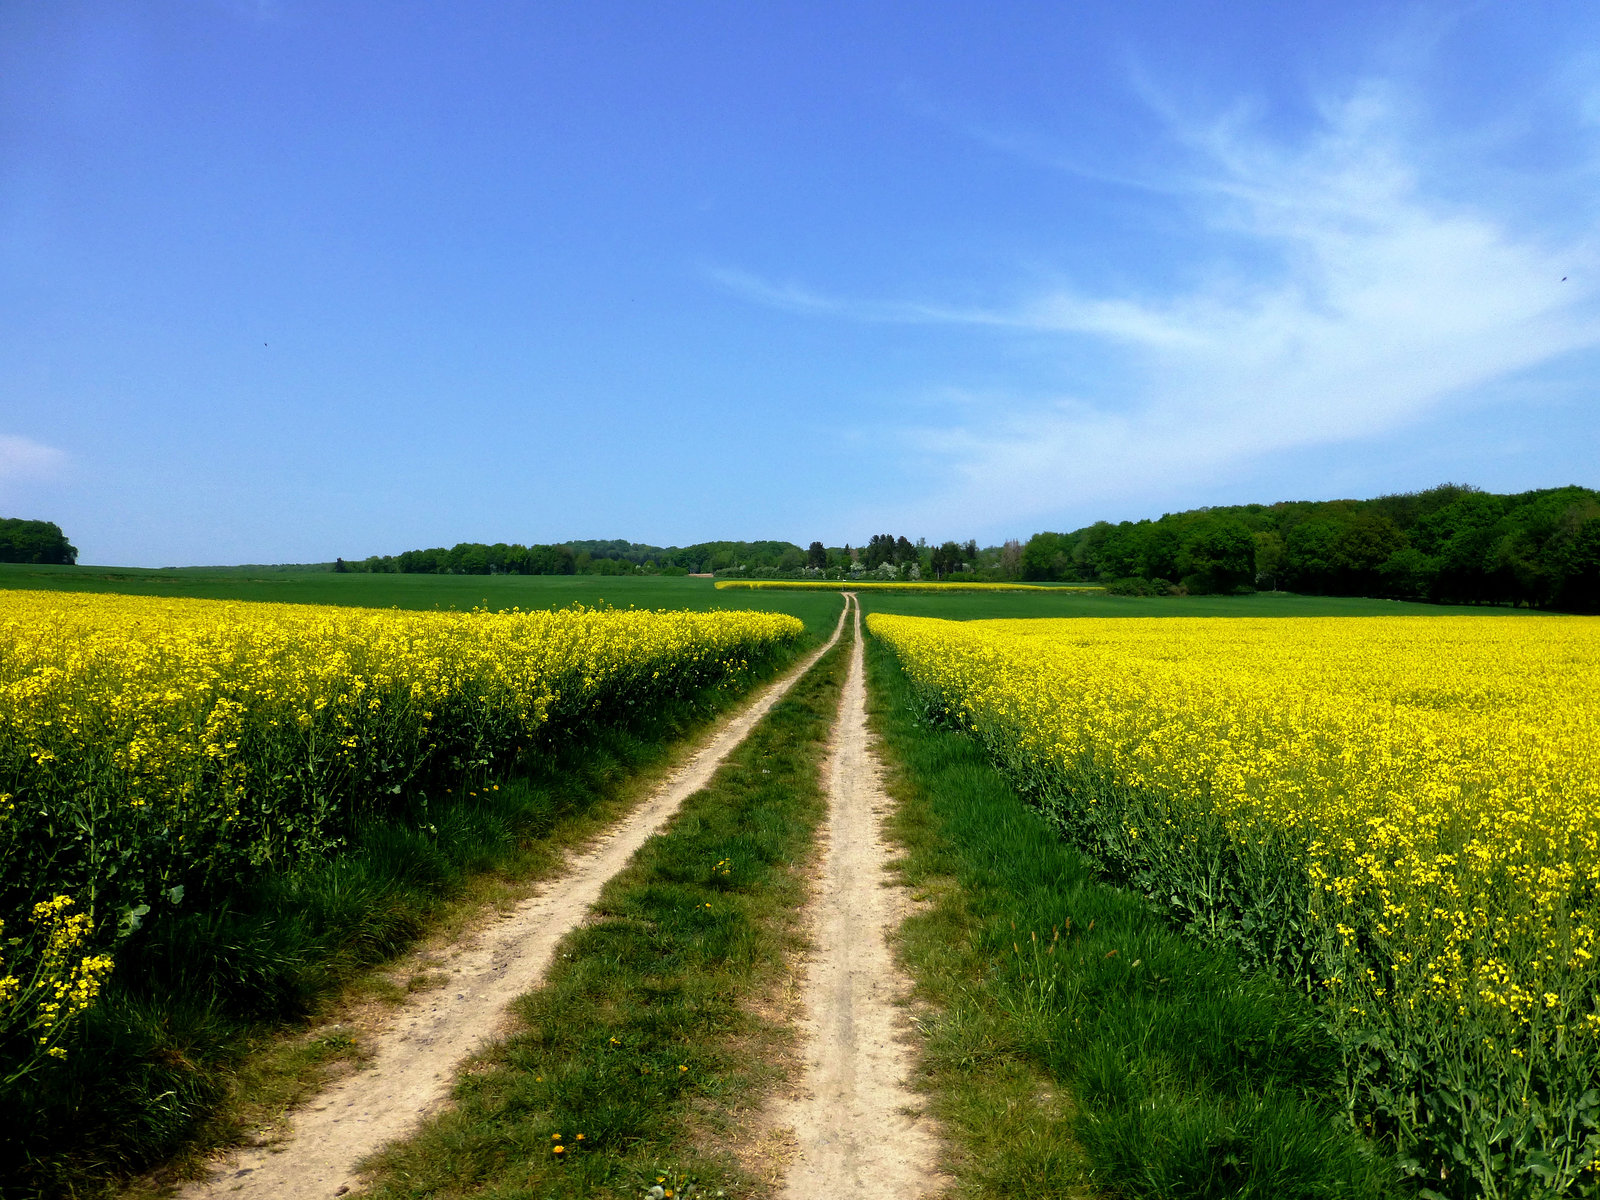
left=0, top=589, right=803, bottom=1085
left=870, top=610, right=1600, bottom=1174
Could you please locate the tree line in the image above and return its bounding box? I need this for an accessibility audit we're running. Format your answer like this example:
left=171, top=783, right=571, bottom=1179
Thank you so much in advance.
left=1019, top=484, right=1600, bottom=611
left=0, top=519, right=76, bottom=565
left=345, top=543, right=582, bottom=576
left=15, top=482, right=1598, bottom=612
left=340, top=481, right=1600, bottom=611
left=853, top=534, right=981, bottom=580
left=343, top=534, right=995, bottom=581
left=344, top=538, right=825, bottom=577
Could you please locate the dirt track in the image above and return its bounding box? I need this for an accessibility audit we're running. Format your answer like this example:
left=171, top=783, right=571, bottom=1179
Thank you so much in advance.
left=177, top=602, right=848, bottom=1200
left=778, top=594, right=945, bottom=1197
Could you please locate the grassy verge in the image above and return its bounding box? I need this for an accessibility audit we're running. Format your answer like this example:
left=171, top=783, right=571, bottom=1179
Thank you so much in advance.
left=865, top=635, right=1399, bottom=1200
left=355, top=616, right=852, bottom=1199
left=1, top=640, right=821, bottom=1200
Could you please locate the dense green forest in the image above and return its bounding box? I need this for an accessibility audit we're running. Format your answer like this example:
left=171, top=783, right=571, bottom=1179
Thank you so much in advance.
left=350, top=535, right=990, bottom=581
left=15, top=483, right=1600, bottom=611
left=348, top=538, right=816, bottom=577
left=1020, top=484, right=1600, bottom=610
left=350, top=542, right=582, bottom=576
left=342, top=484, right=1600, bottom=610
left=0, top=518, right=76, bottom=565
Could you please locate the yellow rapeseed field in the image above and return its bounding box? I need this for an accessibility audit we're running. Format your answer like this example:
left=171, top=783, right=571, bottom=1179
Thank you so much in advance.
left=0, top=590, right=801, bottom=1080
left=870, top=612, right=1600, bottom=1193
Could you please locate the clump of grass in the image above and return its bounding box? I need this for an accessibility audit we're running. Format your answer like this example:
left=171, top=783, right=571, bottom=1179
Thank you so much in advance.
left=0, top=650, right=808, bottom=1200
left=865, top=635, right=1397, bottom=1200
left=357, top=625, right=851, bottom=1199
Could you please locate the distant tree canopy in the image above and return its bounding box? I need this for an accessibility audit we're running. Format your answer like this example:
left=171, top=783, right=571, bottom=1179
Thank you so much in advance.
left=351, top=533, right=997, bottom=583
left=0, top=518, right=76, bottom=565
left=351, top=542, right=578, bottom=576
left=349, top=538, right=818, bottom=577
left=860, top=533, right=919, bottom=569
left=929, top=539, right=979, bottom=580
left=341, top=483, right=1600, bottom=611
left=1021, top=484, right=1600, bottom=611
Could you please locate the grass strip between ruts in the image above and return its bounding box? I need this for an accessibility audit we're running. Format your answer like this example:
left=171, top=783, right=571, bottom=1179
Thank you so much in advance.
left=355, top=618, right=852, bottom=1199
left=5, top=635, right=821, bottom=1200
left=864, top=634, right=1400, bottom=1200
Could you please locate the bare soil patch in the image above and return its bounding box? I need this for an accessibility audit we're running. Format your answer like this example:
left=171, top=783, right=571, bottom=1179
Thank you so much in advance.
left=775, top=596, right=947, bottom=1197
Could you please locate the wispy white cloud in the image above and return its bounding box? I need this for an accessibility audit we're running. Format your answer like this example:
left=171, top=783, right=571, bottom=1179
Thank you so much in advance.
left=0, top=435, right=67, bottom=484
left=719, top=77, right=1600, bottom=531
left=703, top=265, right=1008, bottom=326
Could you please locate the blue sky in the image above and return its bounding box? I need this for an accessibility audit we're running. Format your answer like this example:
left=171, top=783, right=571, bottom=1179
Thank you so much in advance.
left=3, top=1, right=1598, bottom=566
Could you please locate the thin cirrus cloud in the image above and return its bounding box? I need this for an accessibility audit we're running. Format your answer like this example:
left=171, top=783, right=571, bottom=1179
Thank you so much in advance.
left=0, top=435, right=67, bottom=486
left=717, top=79, right=1600, bottom=534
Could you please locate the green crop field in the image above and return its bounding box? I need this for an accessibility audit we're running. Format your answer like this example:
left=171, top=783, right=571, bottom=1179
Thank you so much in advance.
left=0, top=562, right=1540, bottom=632
left=852, top=585, right=1547, bottom=621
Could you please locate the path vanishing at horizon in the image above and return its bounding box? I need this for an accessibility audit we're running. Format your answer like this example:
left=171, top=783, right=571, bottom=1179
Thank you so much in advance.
left=777, top=593, right=946, bottom=1197
left=179, top=593, right=942, bottom=1200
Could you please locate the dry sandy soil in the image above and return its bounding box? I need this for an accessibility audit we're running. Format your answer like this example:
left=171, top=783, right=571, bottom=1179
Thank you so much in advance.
left=176, top=603, right=848, bottom=1200
left=774, top=595, right=946, bottom=1197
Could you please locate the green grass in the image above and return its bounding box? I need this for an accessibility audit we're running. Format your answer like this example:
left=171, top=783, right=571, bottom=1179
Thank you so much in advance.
left=354, top=615, right=852, bottom=1199
left=857, top=588, right=1549, bottom=621
left=0, top=641, right=821, bottom=1200
left=2, top=563, right=1542, bottom=635
left=0, top=564, right=843, bottom=638
left=866, top=634, right=1398, bottom=1200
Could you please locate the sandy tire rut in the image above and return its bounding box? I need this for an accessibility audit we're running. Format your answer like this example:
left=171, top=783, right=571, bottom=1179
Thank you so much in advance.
left=775, top=594, right=946, bottom=1198
left=178, top=602, right=848, bottom=1200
